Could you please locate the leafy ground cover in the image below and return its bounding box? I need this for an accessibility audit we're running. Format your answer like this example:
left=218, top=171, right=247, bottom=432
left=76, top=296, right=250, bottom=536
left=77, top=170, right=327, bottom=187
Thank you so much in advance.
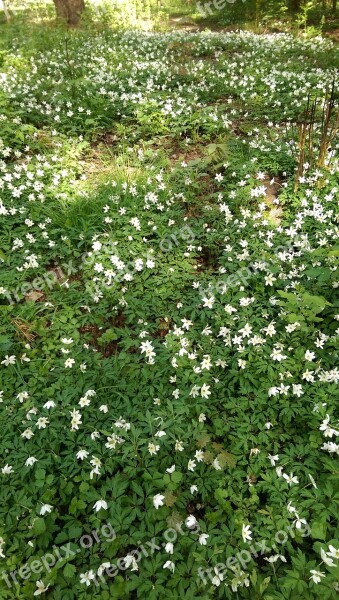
left=0, top=18, right=339, bottom=600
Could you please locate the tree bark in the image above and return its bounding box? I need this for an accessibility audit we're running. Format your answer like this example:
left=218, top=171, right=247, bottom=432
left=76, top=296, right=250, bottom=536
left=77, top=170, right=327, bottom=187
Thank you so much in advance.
left=333, top=0, right=337, bottom=14
left=53, top=0, right=85, bottom=26
left=1, top=0, right=10, bottom=21
left=289, top=0, right=301, bottom=13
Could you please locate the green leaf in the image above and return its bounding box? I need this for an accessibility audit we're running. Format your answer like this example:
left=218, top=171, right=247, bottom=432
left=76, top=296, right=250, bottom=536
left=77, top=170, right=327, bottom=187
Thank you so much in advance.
left=171, top=471, right=183, bottom=484
left=35, top=469, right=46, bottom=480
left=33, top=518, right=46, bottom=535
left=63, top=563, right=76, bottom=579
left=311, top=521, right=326, bottom=540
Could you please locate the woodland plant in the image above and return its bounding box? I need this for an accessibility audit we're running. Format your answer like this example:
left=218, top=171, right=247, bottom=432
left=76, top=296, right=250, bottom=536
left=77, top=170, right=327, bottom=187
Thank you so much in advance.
left=0, top=17, right=338, bottom=600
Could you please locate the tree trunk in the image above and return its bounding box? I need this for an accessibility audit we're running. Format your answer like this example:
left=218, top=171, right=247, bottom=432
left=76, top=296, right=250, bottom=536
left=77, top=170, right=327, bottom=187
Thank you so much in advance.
left=333, top=0, right=337, bottom=14
left=53, top=0, right=85, bottom=26
left=1, top=0, right=10, bottom=21
left=289, top=0, right=301, bottom=13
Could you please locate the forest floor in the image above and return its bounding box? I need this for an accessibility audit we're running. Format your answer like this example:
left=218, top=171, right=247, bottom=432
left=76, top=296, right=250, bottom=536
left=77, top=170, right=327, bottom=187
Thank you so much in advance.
left=0, top=18, right=338, bottom=600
